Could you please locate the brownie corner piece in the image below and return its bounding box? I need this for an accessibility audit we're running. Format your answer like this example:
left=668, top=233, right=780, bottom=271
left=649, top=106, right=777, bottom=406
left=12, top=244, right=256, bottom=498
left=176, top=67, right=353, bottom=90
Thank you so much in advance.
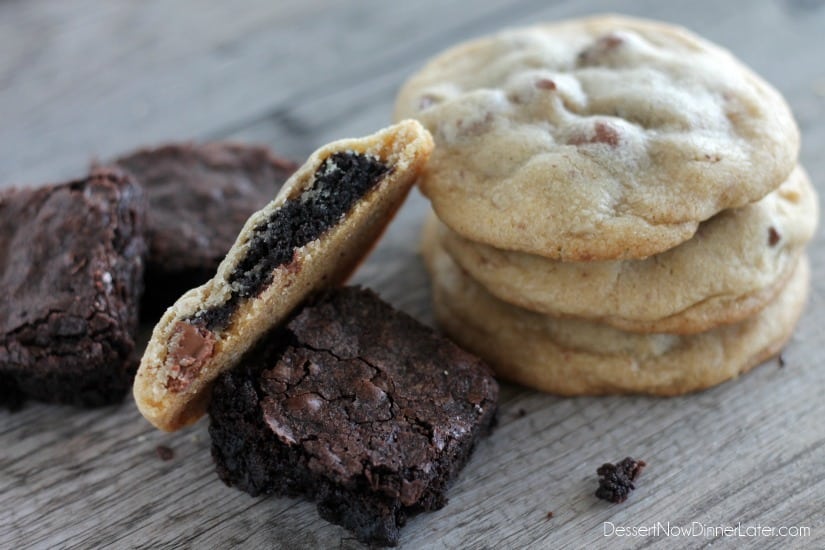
left=0, top=169, right=147, bottom=407
left=208, top=286, right=499, bottom=546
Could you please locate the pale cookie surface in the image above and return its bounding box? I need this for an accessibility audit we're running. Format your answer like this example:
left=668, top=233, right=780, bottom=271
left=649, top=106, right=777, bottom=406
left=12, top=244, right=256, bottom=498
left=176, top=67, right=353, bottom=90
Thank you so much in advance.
left=134, top=120, right=433, bottom=431
left=421, top=232, right=809, bottom=396
left=437, top=166, right=818, bottom=334
left=397, top=15, right=799, bottom=260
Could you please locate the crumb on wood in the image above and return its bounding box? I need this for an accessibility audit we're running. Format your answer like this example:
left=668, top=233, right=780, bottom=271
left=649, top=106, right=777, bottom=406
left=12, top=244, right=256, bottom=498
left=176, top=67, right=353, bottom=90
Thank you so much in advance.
left=156, top=445, right=174, bottom=461
left=545, top=511, right=554, bottom=520
left=595, top=457, right=646, bottom=504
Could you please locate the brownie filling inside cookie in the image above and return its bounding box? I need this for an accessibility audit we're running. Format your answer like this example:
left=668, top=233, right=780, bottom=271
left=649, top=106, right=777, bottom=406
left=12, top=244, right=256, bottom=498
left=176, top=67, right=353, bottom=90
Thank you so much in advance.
left=193, top=152, right=389, bottom=330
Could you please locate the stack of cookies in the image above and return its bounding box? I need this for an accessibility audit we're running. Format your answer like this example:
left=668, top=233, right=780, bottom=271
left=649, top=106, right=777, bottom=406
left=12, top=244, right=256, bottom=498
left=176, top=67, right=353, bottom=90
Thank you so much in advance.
left=395, top=15, right=819, bottom=395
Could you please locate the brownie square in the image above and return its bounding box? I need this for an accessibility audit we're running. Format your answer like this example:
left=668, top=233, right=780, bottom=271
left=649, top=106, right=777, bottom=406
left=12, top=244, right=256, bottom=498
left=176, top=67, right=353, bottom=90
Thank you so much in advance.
left=0, top=170, right=146, bottom=407
left=113, top=143, right=297, bottom=315
left=209, top=287, right=499, bottom=546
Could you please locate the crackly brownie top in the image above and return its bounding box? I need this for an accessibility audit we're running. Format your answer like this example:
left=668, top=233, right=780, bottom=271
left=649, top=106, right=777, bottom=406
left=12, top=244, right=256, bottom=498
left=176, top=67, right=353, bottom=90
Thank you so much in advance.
left=114, top=142, right=297, bottom=272
left=0, top=170, right=146, bottom=337
left=254, top=287, right=498, bottom=505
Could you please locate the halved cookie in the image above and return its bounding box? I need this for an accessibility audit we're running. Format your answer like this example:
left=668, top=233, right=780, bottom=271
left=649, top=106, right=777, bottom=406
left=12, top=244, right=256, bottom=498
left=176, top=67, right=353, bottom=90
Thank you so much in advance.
left=396, top=15, right=799, bottom=260
left=421, top=230, right=809, bottom=396
left=134, top=120, right=433, bottom=431
left=436, top=166, right=818, bottom=334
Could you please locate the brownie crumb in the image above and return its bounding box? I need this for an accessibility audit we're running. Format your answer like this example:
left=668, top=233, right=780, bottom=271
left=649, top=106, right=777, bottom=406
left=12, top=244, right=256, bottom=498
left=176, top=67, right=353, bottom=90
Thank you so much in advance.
left=595, top=457, right=646, bottom=503
left=155, top=445, right=174, bottom=461
left=545, top=511, right=554, bottom=520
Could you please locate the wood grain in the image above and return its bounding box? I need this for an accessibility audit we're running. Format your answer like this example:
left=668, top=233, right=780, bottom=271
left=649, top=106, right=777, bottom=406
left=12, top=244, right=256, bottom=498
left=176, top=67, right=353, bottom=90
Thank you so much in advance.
left=2, top=0, right=825, bottom=548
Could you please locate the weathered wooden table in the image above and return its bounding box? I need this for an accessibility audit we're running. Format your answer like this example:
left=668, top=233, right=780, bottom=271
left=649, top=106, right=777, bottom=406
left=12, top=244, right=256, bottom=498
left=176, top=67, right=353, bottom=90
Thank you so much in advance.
left=2, top=1, right=824, bottom=548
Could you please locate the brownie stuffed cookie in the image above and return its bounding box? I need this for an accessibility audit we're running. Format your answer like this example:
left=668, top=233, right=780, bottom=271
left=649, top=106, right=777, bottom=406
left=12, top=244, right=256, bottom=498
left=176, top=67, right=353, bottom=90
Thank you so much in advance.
left=134, top=120, right=434, bottom=432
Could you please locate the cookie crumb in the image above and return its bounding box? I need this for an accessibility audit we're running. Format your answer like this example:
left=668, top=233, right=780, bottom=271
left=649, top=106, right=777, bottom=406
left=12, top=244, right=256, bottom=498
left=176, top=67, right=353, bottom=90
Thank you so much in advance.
left=545, top=511, right=554, bottom=520
left=595, top=457, right=646, bottom=503
left=156, top=445, right=174, bottom=461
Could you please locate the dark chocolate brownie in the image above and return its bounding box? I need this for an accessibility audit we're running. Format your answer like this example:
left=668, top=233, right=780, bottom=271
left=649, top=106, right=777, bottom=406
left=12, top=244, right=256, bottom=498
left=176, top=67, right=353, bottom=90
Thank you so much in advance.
left=0, top=170, right=146, bottom=407
left=113, top=142, right=297, bottom=315
left=209, top=287, right=499, bottom=546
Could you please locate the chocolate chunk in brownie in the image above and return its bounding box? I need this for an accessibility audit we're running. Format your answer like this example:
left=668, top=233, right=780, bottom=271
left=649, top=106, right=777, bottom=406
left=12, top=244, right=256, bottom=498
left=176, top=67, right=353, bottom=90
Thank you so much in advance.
left=194, top=152, right=389, bottom=331
left=0, top=170, right=146, bottom=407
left=208, top=287, right=499, bottom=546
left=113, top=143, right=297, bottom=316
